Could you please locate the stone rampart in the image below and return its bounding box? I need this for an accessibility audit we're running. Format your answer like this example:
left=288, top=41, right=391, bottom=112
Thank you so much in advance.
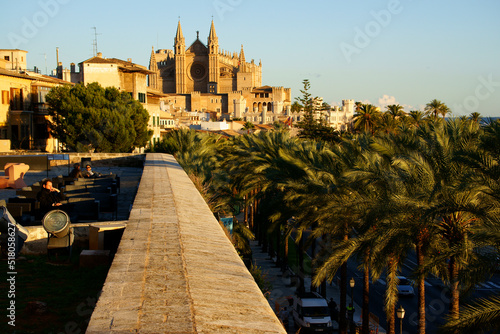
left=86, top=153, right=285, bottom=333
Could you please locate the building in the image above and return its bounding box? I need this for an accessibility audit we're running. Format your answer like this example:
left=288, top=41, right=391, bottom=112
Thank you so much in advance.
left=69, top=53, right=164, bottom=144
left=326, top=99, right=355, bottom=131
left=0, top=49, right=28, bottom=71
left=0, top=55, right=73, bottom=152
left=148, top=20, right=292, bottom=125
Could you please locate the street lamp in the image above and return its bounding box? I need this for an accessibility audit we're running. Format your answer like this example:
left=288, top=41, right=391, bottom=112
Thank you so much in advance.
left=397, top=305, right=405, bottom=334
left=348, top=278, right=355, bottom=334
left=349, top=277, right=355, bottom=303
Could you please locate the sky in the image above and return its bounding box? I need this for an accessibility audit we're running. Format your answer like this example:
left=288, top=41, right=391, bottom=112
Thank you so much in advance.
left=2, top=0, right=500, bottom=117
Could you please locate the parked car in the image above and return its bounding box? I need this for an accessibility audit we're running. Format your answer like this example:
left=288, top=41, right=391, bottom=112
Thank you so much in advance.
left=292, top=292, right=334, bottom=333
left=397, top=276, right=415, bottom=296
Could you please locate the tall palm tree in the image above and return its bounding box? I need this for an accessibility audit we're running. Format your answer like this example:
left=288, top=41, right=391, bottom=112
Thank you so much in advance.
left=470, top=112, right=482, bottom=123
left=386, top=104, right=405, bottom=119
left=424, top=99, right=450, bottom=119
left=410, top=119, right=498, bottom=324
left=440, top=295, right=500, bottom=333
left=408, top=110, right=427, bottom=128
left=352, top=104, right=381, bottom=134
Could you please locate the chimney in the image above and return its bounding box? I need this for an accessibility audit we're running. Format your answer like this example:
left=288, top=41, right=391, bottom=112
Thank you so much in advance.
left=127, top=58, right=132, bottom=62
left=97, top=52, right=103, bottom=58
left=56, top=47, right=59, bottom=64
left=70, top=63, right=76, bottom=73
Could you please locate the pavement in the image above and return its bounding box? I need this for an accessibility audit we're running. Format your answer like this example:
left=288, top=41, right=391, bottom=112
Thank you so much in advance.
left=0, top=165, right=143, bottom=222
left=250, top=239, right=385, bottom=333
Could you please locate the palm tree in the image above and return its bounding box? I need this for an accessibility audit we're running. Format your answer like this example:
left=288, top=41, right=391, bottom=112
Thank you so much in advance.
left=424, top=99, right=450, bottom=119
left=243, top=121, right=255, bottom=133
left=410, top=119, right=498, bottom=324
left=352, top=104, right=381, bottom=134
left=470, top=112, right=482, bottom=123
left=408, top=110, right=427, bottom=128
left=440, top=295, right=500, bottom=333
left=386, top=104, right=405, bottom=119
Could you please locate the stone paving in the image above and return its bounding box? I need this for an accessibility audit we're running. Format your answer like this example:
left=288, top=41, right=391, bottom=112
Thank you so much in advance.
left=86, top=154, right=286, bottom=333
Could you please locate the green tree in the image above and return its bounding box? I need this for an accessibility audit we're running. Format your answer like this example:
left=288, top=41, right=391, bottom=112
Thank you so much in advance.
left=295, top=79, right=341, bottom=143
left=243, top=121, right=255, bottom=133
left=46, top=82, right=152, bottom=152
left=386, top=104, right=405, bottom=119
left=424, top=99, right=450, bottom=119
left=352, top=104, right=381, bottom=134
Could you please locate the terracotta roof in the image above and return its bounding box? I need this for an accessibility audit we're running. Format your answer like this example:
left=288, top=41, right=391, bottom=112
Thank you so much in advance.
left=80, top=56, right=154, bottom=74
left=27, top=72, right=74, bottom=85
left=251, top=85, right=273, bottom=93
left=0, top=68, right=35, bottom=80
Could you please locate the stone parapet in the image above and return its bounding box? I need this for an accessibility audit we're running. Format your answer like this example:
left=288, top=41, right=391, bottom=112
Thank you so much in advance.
left=86, top=153, right=285, bottom=333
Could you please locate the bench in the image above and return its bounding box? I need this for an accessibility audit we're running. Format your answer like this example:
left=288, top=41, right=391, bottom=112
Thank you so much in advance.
left=88, top=223, right=126, bottom=251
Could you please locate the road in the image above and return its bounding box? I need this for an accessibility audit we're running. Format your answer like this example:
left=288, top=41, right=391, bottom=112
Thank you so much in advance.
left=297, top=234, right=500, bottom=333
left=343, top=254, right=500, bottom=334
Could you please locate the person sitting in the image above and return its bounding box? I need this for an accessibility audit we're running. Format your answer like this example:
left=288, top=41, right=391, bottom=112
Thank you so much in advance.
left=82, top=164, right=102, bottom=178
left=69, top=163, right=83, bottom=178
left=37, top=179, right=66, bottom=215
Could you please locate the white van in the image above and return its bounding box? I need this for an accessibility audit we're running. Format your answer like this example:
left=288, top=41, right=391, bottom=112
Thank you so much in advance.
left=292, top=292, right=333, bottom=333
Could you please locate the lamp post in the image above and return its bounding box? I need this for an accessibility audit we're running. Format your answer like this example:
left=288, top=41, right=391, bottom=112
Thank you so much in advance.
left=349, top=277, right=355, bottom=304
left=397, top=305, right=405, bottom=334
left=348, top=277, right=355, bottom=334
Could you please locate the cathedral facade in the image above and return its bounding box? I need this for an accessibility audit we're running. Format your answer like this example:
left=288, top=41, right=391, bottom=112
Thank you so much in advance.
left=148, top=21, right=291, bottom=124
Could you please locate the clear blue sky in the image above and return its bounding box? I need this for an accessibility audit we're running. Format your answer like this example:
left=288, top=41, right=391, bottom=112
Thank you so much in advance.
left=3, top=0, right=500, bottom=116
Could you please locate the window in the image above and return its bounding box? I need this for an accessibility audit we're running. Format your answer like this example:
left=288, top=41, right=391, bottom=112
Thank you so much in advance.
left=4, top=56, right=9, bottom=61
left=138, top=92, right=146, bottom=103
left=10, top=88, right=23, bottom=110
left=2, top=91, right=9, bottom=104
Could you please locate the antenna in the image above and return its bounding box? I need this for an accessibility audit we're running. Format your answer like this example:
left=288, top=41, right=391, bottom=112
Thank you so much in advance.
left=91, top=27, right=101, bottom=56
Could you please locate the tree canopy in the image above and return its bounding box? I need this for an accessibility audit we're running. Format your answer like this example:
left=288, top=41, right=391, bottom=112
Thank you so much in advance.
left=46, top=82, right=152, bottom=152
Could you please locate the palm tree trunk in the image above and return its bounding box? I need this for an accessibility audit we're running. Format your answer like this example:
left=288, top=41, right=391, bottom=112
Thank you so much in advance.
left=386, top=255, right=397, bottom=334
left=298, top=235, right=305, bottom=295
left=449, top=256, right=460, bottom=322
left=340, top=261, right=347, bottom=334
left=416, top=240, right=426, bottom=334
left=243, top=196, right=248, bottom=226
left=362, top=256, right=370, bottom=334
left=339, top=228, right=349, bottom=334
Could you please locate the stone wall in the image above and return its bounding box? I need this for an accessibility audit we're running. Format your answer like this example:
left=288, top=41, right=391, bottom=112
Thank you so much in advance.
left=86, top=153, right=286, bottom=333
left=0, top=152, right=145, bottom=169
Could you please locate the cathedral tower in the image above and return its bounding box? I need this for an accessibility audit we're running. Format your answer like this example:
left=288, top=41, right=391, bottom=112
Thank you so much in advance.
left=207, top=20, right=219, bottom=93
left=148, top=46, right=159, bottom=90
left=174, top=20, right=186, bottom=94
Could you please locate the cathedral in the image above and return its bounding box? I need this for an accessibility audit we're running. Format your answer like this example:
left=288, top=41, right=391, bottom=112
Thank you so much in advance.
left=148, top=20, right=291, bottom=124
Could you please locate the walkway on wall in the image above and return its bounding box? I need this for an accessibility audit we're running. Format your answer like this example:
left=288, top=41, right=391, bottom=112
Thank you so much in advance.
left=86, top=153, right=285, bottom=333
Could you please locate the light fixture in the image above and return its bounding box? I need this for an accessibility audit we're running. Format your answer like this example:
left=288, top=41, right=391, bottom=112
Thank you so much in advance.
left=350, top=277, right=355, bottom=288
left=42, top=210, right=73, bottom=260
left=42, top=210, right=70, bottom=238
left=396, top=305, right=405, bottom=319
left=397, top=305, right=405, bottom=334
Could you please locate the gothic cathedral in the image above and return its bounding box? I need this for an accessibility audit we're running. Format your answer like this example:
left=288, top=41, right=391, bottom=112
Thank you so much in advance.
left=148, top=20, right=291, bottom=124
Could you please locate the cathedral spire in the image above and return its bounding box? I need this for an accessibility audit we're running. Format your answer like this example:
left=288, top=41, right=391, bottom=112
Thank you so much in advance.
left=208, top=19, right=218, bottom=42
left=175, top=20, right=184, bottom=42
left=174, top=20, right=185, bottom=55
left=238, top=44, right=247, bottom=72
left=239, top=44, right=246, bottom=63
left=149, top=46, right=157, bottom=70
left=207, top=19, right=219, bottom=54
left=149, top=46, right=158, bottom=90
